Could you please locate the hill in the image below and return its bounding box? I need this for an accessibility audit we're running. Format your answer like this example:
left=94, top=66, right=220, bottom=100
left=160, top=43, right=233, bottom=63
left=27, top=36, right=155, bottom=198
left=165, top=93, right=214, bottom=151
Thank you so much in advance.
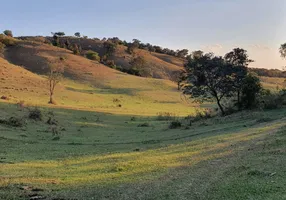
left=18, top=36, right=186, bottom=81
left=0, top=42, right=195, bottom=116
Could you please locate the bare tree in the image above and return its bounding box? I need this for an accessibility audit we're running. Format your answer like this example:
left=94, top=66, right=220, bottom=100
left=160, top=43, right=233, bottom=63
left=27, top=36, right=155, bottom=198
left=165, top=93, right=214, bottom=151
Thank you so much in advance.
left=47, top=61, right=64, bottom=104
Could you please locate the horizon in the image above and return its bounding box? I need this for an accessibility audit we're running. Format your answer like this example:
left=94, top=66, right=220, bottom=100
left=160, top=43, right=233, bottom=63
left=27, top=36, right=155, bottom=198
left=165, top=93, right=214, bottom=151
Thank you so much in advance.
left=1, top=0, right=286, bottom=69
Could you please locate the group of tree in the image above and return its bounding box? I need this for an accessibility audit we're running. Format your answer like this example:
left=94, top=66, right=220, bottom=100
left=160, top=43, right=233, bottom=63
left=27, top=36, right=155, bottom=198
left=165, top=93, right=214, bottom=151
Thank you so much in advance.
left=248, top=68, right=286, bottom=78
left=181, top=48, right=262, bottom=115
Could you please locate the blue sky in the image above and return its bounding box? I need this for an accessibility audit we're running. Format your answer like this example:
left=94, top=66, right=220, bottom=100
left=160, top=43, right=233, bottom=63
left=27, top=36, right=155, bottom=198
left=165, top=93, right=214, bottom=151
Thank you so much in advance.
left=1, top=0, right=286, bottom=69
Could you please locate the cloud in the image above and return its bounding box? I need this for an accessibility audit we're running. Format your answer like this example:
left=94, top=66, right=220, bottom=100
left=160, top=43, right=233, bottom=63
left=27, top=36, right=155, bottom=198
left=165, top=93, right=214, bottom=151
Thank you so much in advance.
left=201, top=44, right=223, bottom=52
left=249, top=44, right=272, bottom=51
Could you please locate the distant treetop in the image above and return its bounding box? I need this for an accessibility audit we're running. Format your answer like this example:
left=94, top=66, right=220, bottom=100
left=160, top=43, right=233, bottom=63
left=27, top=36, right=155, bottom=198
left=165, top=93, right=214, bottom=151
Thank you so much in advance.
left=52, top=32, right=65, bottom=37
left=74, top=32, right=81, bottom=37
left=3, top=30, right=13, bottom=37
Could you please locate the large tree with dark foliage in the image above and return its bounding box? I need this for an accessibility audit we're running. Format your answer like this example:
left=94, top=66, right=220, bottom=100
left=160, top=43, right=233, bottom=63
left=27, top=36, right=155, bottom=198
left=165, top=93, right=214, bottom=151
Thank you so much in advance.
left=183, top=49, right=254, bottom=114
left=224, top=48, right=252, bottom=108
left=183, top=52, right=236, bottom=114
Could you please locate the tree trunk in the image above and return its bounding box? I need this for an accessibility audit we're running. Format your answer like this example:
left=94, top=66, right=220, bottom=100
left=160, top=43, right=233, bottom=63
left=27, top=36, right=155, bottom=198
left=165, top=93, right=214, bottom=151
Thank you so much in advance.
left=237, top=90, right=241, bottom=110
left=215, top=96, right=225, bottom=115
left=49, top=92, right=53, bottom=104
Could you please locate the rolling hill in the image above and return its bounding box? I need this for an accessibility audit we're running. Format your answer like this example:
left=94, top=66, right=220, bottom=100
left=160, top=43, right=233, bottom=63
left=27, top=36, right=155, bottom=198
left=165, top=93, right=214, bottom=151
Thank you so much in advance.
left=17, top=36, right=186, bottom=81
left=0, top=40, right=195, bottom=116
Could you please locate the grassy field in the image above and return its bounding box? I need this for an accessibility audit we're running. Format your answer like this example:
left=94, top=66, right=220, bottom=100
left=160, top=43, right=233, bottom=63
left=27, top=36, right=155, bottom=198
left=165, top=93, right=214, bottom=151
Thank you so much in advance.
left=0, top=101, right=285, bottom=199
left=1, top=41, right=286, bottom=199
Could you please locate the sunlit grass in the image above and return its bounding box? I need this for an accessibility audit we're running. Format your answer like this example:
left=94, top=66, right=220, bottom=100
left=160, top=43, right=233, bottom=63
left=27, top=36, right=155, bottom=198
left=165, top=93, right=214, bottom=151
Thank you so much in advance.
left=1, top=121, right=283, bottom=189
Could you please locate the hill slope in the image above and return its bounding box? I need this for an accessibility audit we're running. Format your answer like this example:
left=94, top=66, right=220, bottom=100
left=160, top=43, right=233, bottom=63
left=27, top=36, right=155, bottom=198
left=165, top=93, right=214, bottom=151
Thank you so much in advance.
left=1, top=44, right=195, bottom=115
left=18, top=36, right=186, bottom=80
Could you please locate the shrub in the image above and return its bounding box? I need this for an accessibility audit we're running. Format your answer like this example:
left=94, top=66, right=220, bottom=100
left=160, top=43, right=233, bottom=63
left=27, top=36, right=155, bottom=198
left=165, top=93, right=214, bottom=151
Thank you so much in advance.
left=260, top=93, right=282, bottom=109
left=169, top=120, right=182, bottom=129
left=106, top=60, right=116, bottom=68
left=156, top=112, right=176, bottom=121
left=86, top=50, right=100, bottom=62
left=187, top=109, right=214, bottom=123
left=121, top=67, right=141, bottom=76
left=241, top=73, right=262, bottom=109
left=0, top=42, right=5, bottom=54
left=47, top=117, right=58, bottom=125
left=0, top=117, right=25, bottom=127
left=28, top=108, right=42, bottom=121
left=0, top=34, right=16, bottom=46
left=138, top=122, right=150, bottom=127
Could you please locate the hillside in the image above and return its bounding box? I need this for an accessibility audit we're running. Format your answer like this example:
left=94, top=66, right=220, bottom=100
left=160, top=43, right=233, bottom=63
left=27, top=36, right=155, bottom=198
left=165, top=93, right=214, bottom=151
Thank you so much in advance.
left=0, top=43, right=195, bottom=116
left=18, top=36, right=186, bottom=80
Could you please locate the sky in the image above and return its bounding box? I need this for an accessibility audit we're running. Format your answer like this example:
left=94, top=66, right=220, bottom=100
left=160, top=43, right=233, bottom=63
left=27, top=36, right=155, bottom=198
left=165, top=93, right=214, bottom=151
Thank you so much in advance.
left=1, top=0, right=286, bottom=69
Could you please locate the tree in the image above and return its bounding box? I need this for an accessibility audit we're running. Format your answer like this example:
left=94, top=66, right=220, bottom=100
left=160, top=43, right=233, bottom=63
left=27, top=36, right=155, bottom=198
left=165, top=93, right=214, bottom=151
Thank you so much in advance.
left=183, top=52, right=235, bottom=115
left=279, top=43, right=286, bottom=58
left=47, top=60, right=64, bottom=104
left=64, top=39, right=71, bottom=50
left=3, top=30, right=13, bottom=37
left=103, top=41, right=117, bottom=58
left=241, top=73, right=262, bottom=109
left=72, top=44, right=80, bottom=55
left=86, top=50, right=100, bottom=62
left=224, top=48, right=252, bottom=108
left=129, top=56, right=147, bottom=76
left=132, top=39, right=141, bottom=46
left=173, top=70, right=187, bottom=90
left=187, top=50, right=203, bottom=60
left=224, top=48, right=253, bottom=66
left=176, top=49, right=189, bottom=58
left=52, top=32, right=65, bottom=37
left=52, top=34, right=60, bottom=47
left=127, top=39, right=141, bottom=55
left=74, top=32, right=81, bottom=37
left=127, top=43, right=136, bottom=55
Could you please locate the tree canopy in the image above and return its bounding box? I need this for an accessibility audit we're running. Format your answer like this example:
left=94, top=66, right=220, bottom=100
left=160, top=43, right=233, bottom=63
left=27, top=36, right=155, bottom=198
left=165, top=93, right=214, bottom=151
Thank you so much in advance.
left=3, top=30, right=13, bottom=37
left=183, top=48, right=253, bottom=114
left=74, top=32, right=81, bottom=37
left=280, top=43, right=286, bottom=58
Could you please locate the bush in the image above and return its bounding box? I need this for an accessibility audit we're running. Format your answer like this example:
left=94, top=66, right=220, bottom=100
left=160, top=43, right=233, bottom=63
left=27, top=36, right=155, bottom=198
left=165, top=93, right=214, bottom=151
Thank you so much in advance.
left=0, top=42, right=5, bottom=54
left=86, top=50, right=100, bottom=62
left=169, top=120, right=182, bottom=129
left=121, top=67, right=142, bottom=76
left=258, top=90, right=286, bottom=110
left=156, top=112, right=176, bottom=121
left=187, top=109, right=214, bottom=123
left=28, top=108, right=42, bottom=121
left=0, top=117, right=25, bottom=127
left=106, top=60, right=116, bottom=68
left=0, top=34, right=16, bottom=46
left=241, top=73, right=262, bottom=109
left=138, top=122, right=150, bottom=127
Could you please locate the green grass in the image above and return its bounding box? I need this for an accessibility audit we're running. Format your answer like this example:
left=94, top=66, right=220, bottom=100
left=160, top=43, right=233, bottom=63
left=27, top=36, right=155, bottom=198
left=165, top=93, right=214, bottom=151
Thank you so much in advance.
left=0, top=102, right=285, bottom=199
